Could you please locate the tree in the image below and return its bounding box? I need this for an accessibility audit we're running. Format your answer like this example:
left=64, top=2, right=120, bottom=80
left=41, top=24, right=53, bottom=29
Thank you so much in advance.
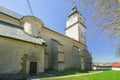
left=91, top=0, right=120, bottom=56
left=87, top=0, right=120, bottom=37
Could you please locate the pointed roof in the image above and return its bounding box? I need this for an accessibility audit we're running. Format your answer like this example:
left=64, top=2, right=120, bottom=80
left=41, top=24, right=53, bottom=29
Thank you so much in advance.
left=68, top=4, right=80, bottom=17
left=72, top=3, right=77, bottom=11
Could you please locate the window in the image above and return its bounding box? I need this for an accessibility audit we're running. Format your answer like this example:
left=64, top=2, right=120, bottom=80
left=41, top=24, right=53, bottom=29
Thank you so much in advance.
left=24, top=21, right=40, bottom=37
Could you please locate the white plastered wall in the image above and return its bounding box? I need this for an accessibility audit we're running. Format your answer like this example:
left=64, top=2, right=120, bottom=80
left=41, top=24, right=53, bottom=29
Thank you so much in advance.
left=0, top=36, right=44, bottom=74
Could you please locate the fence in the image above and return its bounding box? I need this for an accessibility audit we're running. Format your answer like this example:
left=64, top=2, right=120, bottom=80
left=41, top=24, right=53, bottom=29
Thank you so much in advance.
left=93, top=66, right=120, bottom=70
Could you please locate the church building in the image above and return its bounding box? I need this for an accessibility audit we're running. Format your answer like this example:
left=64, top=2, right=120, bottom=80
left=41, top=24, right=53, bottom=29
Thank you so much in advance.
left=0, top=5, right=92, bottom=76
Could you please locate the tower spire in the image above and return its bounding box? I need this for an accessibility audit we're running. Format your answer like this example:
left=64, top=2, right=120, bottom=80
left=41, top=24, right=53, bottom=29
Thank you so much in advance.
left=72, top=2, right=77, bottom=11
left=73, top=2, right=75, bottom=7
left=68, top=3, right=79, bottom=17
left=66, top=3, right=86, bottom=44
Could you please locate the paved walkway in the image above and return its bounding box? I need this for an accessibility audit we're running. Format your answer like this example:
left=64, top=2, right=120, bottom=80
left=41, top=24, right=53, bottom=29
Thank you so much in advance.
left=27, top=71, right=103, bottom=80
left=27, top=77, right=40, bottom=80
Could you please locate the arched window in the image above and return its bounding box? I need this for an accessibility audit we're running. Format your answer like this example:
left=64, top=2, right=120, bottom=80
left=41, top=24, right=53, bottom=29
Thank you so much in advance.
left=24, top=21, right=40, bottom=37
left=21, top=16, right=44, bottom=38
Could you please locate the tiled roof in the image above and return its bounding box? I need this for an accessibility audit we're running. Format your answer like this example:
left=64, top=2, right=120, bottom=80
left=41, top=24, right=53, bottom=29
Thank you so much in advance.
left=0, top=20, right=45, bottom=45
left=0, top=6, right=22, bottom=19
left=110, top=62, right=120, bottom=67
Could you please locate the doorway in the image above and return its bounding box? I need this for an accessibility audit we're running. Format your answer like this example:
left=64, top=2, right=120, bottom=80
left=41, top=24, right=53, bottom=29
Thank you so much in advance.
left=29, top=62, right=37, bottom=76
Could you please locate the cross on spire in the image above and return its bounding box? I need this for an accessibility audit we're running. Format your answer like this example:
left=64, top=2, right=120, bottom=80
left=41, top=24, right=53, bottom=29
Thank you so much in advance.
left=72, top=3, right=77, bottom=11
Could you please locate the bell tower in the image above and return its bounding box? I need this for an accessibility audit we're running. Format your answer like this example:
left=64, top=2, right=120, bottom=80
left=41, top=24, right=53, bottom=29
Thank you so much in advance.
left=65, top=4, right=86, bottom=44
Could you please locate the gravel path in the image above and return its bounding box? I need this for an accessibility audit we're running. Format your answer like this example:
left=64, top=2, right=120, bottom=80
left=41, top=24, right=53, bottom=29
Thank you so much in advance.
left=27, top=71, right=103, bottom=80
left=45, top=71, right=103, bottom=79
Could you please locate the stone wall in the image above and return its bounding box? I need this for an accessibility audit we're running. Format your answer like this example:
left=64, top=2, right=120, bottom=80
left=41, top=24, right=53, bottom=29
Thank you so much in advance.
left=41, top=27, right=86, bottom=70
left=82, top=49, right=93, bottom=70
left=0, top=36, right=44, bottom=75
left=51, top=39, right=65, bottom=71
left=93, top=66, right=120, bottom=71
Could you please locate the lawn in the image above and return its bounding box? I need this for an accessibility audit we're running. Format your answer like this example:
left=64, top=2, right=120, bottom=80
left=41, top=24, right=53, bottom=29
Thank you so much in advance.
left=41, top=70, right=120, bottom=80
left=46, top=69, right=96, bottom=76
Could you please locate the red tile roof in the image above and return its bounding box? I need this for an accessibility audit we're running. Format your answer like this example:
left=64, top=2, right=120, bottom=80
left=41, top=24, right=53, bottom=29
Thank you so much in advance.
left=110, top=62, right=120, bottom=67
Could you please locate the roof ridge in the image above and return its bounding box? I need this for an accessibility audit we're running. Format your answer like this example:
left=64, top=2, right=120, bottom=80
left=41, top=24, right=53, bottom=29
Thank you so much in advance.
left=0, top=5, right=23, bottom=19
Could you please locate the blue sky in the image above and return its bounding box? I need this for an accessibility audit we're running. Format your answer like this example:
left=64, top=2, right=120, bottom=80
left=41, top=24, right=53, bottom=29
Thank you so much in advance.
left=0, top=0, right=119, bottom=63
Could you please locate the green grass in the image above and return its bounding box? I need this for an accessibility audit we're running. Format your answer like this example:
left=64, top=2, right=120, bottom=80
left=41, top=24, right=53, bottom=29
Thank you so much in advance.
left=41, top=70, right=120, bottom=80
left=47, top=69, right=96, bottom=76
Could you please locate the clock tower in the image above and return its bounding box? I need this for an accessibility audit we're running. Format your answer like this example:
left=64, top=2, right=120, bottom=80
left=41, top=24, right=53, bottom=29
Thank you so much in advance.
left=65, top=4, right=86, bottom=44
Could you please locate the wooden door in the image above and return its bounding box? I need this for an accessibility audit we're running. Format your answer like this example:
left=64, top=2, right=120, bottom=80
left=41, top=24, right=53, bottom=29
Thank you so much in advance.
left=29, top=62, right=37, bottom=76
